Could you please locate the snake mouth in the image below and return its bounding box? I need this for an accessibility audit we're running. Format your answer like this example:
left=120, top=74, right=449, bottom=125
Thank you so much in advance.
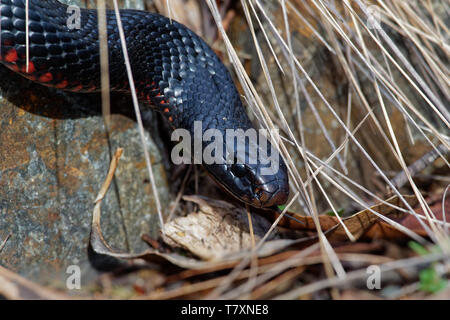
left=205, top=166, right=289, bottom=208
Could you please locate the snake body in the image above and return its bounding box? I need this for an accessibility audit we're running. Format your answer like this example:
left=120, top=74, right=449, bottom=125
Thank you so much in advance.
left=0, top=0, right=289, bottom=208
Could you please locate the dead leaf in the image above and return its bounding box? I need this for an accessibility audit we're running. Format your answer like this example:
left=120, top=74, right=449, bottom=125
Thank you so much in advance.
left=162, top=195, right=280, bottom=261
left=329, top=195, right=419, bottom=241
left=392, top=194, right=450, bottom=237
left=262, top=195, right=420, bottom=241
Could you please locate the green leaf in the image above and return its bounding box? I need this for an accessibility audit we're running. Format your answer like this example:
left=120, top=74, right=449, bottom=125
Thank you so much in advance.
left=408, top=241, right=429, bottom=256
left=419, top=267, right=447, bottom=293
left=325, top=208, right=345, bottom=217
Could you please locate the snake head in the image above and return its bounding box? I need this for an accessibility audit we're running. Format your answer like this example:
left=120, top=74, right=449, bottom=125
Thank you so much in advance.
left=202, top=132, right=289, bottom=208
left=204, top=160, right=289, bottom=208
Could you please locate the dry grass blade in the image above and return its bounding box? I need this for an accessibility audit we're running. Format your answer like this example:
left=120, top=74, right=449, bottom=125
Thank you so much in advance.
left=347, top=4, right=444, bottom=243
left=250, top=266, right=306, bottom=299
left=205, top=192, right=300, bottom=299
left=275, top=251, right=450, bottom=299
left=443, top=185, right=450, bottom=236
left=0, top=265, right=72, bottom=300
left=259, top=1, right=433, bottom=242
left=97, top=0, right=112, bottom=130
left=342, top=0, right=450, bottom=131
left=25, top=0, right=29, bottom=72
left=95, top=148, right=124, bottom=203
left=167, top=165, right=193, bottom=222
left=111, top=0, right=165, bottom=231
left=201, top=0, right=450, bottom=299
left=0, top=234, right=10, bottom=253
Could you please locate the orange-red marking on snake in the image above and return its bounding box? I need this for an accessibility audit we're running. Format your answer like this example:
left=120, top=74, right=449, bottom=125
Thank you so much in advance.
left=5, top=49, right=18, bottom=63
left=86, top=85, right=97, bottom=92
left=72, top=84, right=83, bottom=92
left=55, top=80, right=68, bottom=89
left=2, top=39, right=13, bottom=46
left=39, top=72, right=53, bottom=82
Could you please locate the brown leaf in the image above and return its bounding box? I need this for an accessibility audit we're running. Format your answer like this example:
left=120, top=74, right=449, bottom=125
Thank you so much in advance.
left=392, top=194, right=450, bottom=237
left=162, top=195, right=280, bottom=261
left=329, top=195, right=418, bottom=241
left=263, top=195, right=420, bottom=241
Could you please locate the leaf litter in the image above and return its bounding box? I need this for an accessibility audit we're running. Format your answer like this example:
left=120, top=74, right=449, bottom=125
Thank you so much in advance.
left=87, top=149, right=450, bottom=299
left=1, top=147, right=448, bottom=299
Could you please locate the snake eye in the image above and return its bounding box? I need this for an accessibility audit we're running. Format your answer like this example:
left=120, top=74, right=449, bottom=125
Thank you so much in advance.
left=230, top=163, right=247, bottom=178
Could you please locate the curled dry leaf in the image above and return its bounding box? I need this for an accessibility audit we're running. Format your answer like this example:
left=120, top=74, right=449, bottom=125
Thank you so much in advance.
left=162, top=195, right=280, bottom=261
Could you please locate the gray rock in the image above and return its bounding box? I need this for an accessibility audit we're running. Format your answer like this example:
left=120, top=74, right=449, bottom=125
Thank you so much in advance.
left=0, top=0, right=170, bottom=287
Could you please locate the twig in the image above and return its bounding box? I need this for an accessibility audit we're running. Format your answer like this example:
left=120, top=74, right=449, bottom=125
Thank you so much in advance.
left=390, top=144, right=449, bottom=190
